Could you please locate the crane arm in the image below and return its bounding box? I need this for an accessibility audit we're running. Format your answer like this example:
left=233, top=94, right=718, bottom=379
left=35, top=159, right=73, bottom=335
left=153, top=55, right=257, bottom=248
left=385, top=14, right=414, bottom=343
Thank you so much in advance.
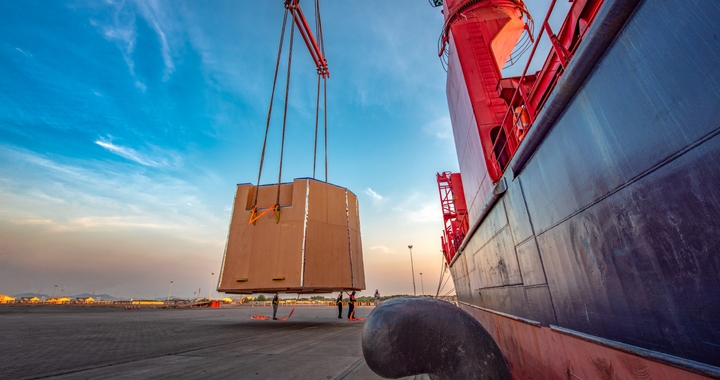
left=285, top=0, right=329, bottom=78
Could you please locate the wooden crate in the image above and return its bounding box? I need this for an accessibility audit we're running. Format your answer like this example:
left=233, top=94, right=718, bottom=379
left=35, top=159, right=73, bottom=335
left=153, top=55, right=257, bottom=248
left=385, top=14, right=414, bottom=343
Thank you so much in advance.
left=218, top=178, right=365, bottom=294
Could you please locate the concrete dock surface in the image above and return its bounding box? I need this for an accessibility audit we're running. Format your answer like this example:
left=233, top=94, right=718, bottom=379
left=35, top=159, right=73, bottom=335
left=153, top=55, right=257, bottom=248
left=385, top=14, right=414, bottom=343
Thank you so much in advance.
left=0, top=304, right=429, bottom=380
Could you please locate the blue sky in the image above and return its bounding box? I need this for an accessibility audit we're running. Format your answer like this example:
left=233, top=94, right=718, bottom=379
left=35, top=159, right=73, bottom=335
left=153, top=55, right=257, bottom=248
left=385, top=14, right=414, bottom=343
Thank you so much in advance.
left=0, top=0, right=560, bottom=299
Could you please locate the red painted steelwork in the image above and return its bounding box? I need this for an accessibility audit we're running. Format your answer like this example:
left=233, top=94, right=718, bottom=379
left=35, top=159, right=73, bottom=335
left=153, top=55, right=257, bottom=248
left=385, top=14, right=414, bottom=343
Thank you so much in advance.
left=285, top=0, right=329, bottom=78
left=460, top=303, right=715, bottom=380
left=440, top=0, right=604, bottom=182
left=437, top=0, right=606, bottom=261
left=498, top=0, right=604, bottom=127
left=437, top=172, right=468, bottom=264
left=444, top=2, right=527, bottom=181
left=494, top=0, right=605, bottom=175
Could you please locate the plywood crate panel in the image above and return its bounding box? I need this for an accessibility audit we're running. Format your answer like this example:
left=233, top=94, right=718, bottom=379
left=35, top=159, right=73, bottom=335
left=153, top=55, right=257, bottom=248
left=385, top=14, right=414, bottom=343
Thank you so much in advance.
left=218, top=178, right=365, bottom=294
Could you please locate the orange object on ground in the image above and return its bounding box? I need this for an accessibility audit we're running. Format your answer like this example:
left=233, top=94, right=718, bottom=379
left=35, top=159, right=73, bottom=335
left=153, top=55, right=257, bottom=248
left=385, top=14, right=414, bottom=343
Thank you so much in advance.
left=277, top=296, right=299, bottom=321
left=250, top=295, right=299, bottom=321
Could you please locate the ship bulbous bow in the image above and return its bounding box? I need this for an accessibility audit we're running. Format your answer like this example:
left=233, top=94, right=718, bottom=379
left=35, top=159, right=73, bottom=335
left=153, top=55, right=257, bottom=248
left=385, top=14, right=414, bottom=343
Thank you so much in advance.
left=362, top=297, right=510, bottom=380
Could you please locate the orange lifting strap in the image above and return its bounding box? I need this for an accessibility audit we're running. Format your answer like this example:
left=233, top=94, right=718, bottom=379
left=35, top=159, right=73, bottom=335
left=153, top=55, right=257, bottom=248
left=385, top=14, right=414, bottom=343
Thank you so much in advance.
left=248, top=204, right=282, bottom=225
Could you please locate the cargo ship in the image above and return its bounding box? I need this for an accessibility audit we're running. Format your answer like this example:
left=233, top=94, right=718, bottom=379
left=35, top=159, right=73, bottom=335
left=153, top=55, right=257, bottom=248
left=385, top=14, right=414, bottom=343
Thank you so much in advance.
left=432, top=0, right=720, bottom=378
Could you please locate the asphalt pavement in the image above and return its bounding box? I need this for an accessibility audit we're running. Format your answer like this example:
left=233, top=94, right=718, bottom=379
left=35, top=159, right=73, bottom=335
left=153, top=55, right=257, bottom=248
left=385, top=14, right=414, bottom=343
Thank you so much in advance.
left=0, top=304, right=427, bottom=380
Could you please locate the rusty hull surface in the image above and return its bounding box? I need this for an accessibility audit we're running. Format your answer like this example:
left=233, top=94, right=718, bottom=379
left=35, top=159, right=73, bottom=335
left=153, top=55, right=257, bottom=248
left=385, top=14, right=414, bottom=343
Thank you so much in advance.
left=461, top=304, right=718, bottom=380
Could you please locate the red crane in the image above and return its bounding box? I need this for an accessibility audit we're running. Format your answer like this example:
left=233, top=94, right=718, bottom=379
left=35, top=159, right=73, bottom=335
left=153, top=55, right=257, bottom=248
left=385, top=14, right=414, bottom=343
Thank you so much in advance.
left=437, top=172, right=468, bottom=264
left=285, top=0, right=329, bottom=78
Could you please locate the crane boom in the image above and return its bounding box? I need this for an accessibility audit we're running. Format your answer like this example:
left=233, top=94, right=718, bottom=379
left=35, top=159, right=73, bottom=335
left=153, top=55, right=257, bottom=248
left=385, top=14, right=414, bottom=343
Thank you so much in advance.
left=285, top=0, right=329, bottom=78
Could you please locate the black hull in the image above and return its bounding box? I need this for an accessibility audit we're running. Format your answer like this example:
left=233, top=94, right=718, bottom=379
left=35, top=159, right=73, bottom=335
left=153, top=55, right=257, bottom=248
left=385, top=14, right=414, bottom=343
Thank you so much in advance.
left=450, top=0, right=720, bottom=369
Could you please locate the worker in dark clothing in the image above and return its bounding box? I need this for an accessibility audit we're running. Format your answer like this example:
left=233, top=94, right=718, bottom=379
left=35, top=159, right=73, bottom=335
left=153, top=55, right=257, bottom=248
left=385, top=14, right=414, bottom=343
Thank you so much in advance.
left=346, top=291, right=356, bottom=319
left=272, top=293, right=279, bottom=320
left=336, top=292, right=343, bottom=318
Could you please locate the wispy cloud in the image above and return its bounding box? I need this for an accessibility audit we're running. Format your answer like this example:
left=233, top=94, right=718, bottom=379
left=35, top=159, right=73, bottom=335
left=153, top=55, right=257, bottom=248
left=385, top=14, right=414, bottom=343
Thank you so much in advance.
left=10, top=219, right=52, bottom=226
left=10, top=217, right=174, bottom=232
left=68, top=216, right=174, bottom=232
left=91, top=4, right=138, bottom=84
left=135, top=0, right=175, bottom=81
left=369, top=245, right=393, bottom=254
left=0, top=145, right=220, bottom=241
left=365, top=187, right=386, bottom=205
left=94, top=138, right=179, bottom=168
left=392, top=193, right=442, bottom=224
left=90, top=0, right=178, bottom=90
left=404, top=201, right=441, bottom=223
left=15, top=47, right=32, bottom=58
left=423, top=116, right=453, bottom=141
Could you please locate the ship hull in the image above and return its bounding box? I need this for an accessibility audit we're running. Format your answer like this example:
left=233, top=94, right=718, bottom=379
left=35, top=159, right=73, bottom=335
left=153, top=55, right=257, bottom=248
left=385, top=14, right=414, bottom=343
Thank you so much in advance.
left=459, top=302, right=718, bottom=379
left=447, top=0, right=720, bottom=376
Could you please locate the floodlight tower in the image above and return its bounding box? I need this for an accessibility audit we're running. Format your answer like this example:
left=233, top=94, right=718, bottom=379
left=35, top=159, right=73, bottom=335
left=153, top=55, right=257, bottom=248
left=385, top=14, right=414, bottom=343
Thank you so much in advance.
left=408, top=245, right=417, bottom=296
left=167, top=281, right=173, bottom=302
left=208, top=273, right=215, bottom=300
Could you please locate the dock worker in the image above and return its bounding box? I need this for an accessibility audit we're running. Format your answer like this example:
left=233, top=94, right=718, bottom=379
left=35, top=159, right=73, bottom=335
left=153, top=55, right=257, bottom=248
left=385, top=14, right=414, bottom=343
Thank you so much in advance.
left=346, top=291, right=356, bottom=319
left=336, top=292, right=343, bottom=318
left=272, top=293, right=279, bottom=320
left=374, top=289, right=380, bottom=306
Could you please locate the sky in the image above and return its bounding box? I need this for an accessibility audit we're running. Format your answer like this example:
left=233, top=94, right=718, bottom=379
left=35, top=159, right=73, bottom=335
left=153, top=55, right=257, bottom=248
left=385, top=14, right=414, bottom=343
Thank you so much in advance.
left=0, top=0, right=561, bottom=299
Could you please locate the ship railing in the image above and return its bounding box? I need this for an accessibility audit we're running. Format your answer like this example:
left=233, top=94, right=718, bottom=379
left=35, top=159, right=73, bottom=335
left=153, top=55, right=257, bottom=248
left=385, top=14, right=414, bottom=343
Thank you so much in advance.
left=489, top=0, right=564, bottom=175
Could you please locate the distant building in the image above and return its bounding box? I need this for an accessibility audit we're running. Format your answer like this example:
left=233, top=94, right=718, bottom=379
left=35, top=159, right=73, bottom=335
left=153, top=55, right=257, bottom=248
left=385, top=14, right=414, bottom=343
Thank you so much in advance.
left=19, top=297, right=40, bottom=303
left=0, top=295, right=16, bottom=304
left=75, top=297, right=95, bottom=303
left=49, top=297, right=71, bottom=304
left=131, top=301, right=163, bottom=305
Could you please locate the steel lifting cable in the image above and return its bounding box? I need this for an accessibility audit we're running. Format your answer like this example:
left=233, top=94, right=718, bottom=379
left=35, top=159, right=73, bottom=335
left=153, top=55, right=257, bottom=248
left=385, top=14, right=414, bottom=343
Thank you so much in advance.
left=313, top=74, right=320, bottom=178
left=252, top=1, right=329, bottom=225
left=311, top=0, right=328, bottom=182
left=276, top=11, right=295, bottom=216
left=441, top=287, right=455, bottom=298
left=312, top=0, right=320, bottom=178
left=315, top=0, right=328, bottom=182
left=316, top=0, right=329, bottom=182
left=438, top=271, right=453, bottom=297
left=435, top=255, right=447, bottom=298
left=252, top=9, right=290, bottom=221
left=323, top=73, right=328, bottom=182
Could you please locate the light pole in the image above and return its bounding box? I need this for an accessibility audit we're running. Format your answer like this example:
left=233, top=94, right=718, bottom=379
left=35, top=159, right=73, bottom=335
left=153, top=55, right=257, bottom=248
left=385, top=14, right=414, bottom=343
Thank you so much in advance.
left=208, top=273, right=215, bottom=300
left=408, top=245, right=417, bottom=296
left=420, top=272, right=424, bottom=296
left=167, top=281, right=173, bottom=302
